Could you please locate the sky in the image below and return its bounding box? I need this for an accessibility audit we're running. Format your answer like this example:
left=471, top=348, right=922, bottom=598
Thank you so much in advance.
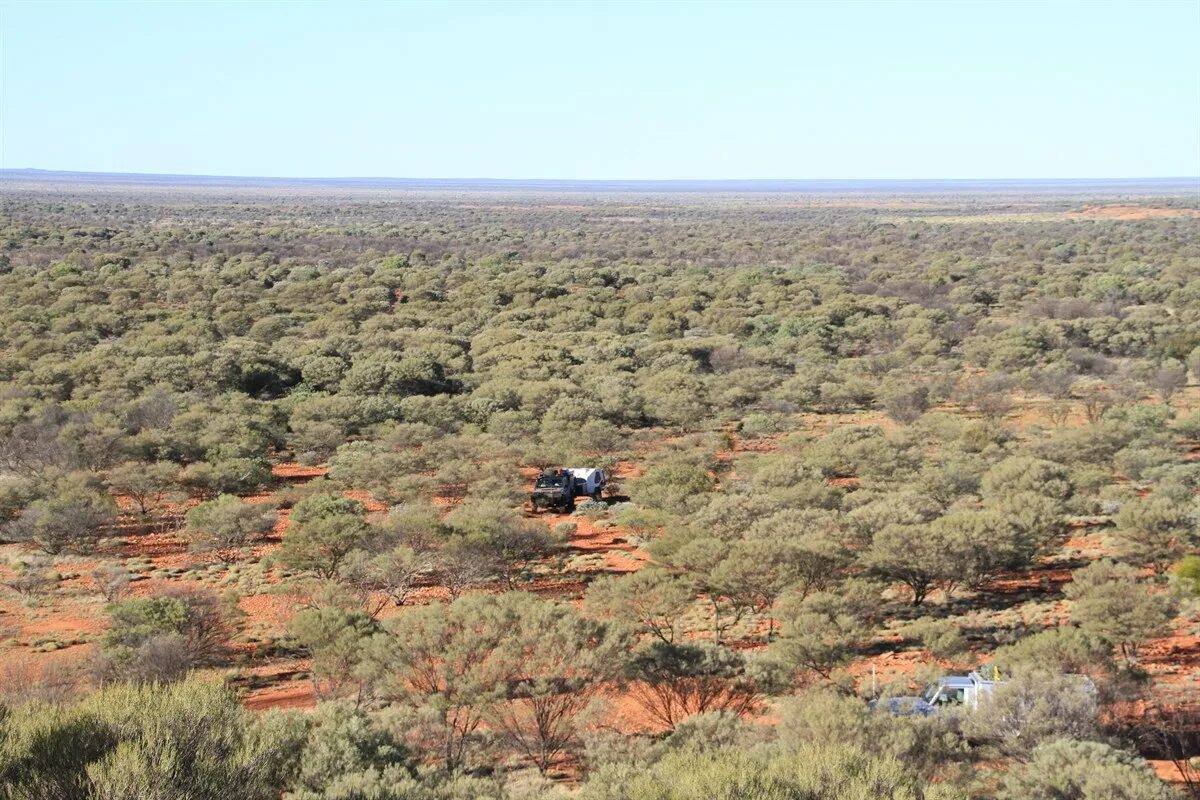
left=1, top=0, right=1198, bottom=180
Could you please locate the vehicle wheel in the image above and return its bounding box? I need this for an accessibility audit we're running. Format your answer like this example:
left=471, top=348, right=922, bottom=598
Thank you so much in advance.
left=592, top=490, right=602, bottom=501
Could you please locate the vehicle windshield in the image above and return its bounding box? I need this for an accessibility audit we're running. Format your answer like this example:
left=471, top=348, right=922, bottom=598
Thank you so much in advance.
left=535, top=475, right=565, bottom=488
left=920, top=684, right=940, bottom=703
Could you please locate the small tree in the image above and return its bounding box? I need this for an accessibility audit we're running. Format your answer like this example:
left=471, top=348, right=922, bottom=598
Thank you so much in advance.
left=1064, top=559, right=1177, bottom=660
left=7, top=488, right=116, bottom=555
left=988, top=491, right=1068, bottom=558
left=285, top=702, right=414, bottom=797
left=708, top=534, right=845, bottom=641
left=879, top=382, right=931, bottom=425
left=625, top=641, right=768, bottom=732
left=443, top=503, right=559, bottom=589
left=749, top=509, right=851, bottom=599
left=997, top=738, right=1175, bottom=800
left=1114, top=494, right=1197, bottom=575
left=340, top=545, right=431, bottom=617
left=99, top=587, right=229, bottom=683
left=484, top=594, right=625, bottom=774
left=1150, top=360, right=1188, bottom=403
left=863, top=524, right=957, bottom=606
left=1076, top=382, right=1116, bottom=425
left=106, top=460, right=180, bottom=516
left=930, top=510, right=1031, bottom=590
left=91, top=563, right=132, bottom=602
left=276, top=494, right=371, bottom=579
left=982, top=456, right=1073, bottom=502
left=289, top=607, right=383, bottom=703
left=627, top=462, right=717, bottom=517
left=584, top=568, right=694, bottom=644
left=959, top=373, right=1015, bottom=420
left=186, top=494, right=277, bottom=562
left=2, top=555, right=58, bottom=604
left=993, top=627, right=1114, bottom=677
left=180, top=456, right=272, bottom=498
left=961, top=670, right=1099, bottom=757
left=771, top=589, right=869, bottom=682
left=379, top=594, right=512, bottom=772
left=433, top=539, right=498, bottom=599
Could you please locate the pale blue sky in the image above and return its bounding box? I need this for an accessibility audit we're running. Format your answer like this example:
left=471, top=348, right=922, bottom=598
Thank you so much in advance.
left=2, top=0, right=1197, bottom=179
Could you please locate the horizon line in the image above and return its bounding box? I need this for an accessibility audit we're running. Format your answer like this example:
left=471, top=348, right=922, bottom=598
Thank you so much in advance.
left=2, top=168, right=1198, bottom=194
left=4, top=167, right=1199, bottom=182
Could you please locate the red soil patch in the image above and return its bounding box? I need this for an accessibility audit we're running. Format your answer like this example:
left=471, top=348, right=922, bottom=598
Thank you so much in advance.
left=343, top=489, right=388, bottom=513
left=539, top=510, right=649, bottom=576
left=596, top=682, right=672, bottom=735
left=240, top=660, right=318, bottom=712
left=1148, top=760, right=1193, bottom=785
left=0, top=641, right=98, bottom=691
left=19, top=611, right=107, bottom=638
left=1063, top=529, right=1110, bottom=557
left=1141, top=627, right=1200, bottom=688
left=117, top=527, right=193, bottom=564
left=846, top=643, right=939, bottom=694
left=982, top=566, right=1074, bottom=596
left=238, top=591, right=304, bottom=629
left=272, top=463, right=329, bottom=480
left=243, top=682, right=317, bottom=711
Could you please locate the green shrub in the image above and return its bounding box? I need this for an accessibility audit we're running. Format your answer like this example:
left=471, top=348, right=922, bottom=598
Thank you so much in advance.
left=0, top=677, right=302, bottom=800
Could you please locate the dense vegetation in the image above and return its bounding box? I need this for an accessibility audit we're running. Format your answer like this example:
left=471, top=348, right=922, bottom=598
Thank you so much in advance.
left=1, top=183, right=1198, bottom=798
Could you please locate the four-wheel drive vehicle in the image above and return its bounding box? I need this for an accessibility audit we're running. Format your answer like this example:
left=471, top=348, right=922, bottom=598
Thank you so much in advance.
left=529, top=467, right=607, bottom=513
left=870, top=669, right=1096, bottom=717
left=531, top=469, right=576, bottom=513
left=871, top=672, right=999, bottom=716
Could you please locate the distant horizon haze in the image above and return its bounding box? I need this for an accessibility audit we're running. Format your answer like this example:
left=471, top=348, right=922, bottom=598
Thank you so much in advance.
left=3, top=168, right=1197, bottom=195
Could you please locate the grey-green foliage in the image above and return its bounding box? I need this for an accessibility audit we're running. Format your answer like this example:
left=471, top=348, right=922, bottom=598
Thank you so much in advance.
left=285, top=702, right=413, bottom=800
left=623, top=641, right=772, bottom=732
left=289, top=607, right=383, bottom=702
left=1114, top=493, right=1198, bottom=575
left=5, top=484, right=117, bottom=555
left=379, top=591, right=622, bottom=773
left=862, top=522, right=956, bottom=605
left=774, top=688, right=967, bottom=782
left=960, top=670, right=1099, bottom=757
left=628, top=462, right=716, bottom=517
left=771, top=588, right=872, bottom=680
left=276, top=494, right=372, bottom=579
left=0, top=678, right=302, bottom=800
left=584, top=568, right=694, bottom=644
left=1064, top=559, right=1177, bottom=660
left=992, top=627, right=1114, bottom=676
left=903, top=617, right=971, bottom=662
left=289, top=772, right=504, bottom=800
left=981, top=456, right=1073, bottom=502
left=186, top=493, right=277, bottom=560
left=582, top=743, right=954, bottom=800
left=996, top=738, right=1175, bottom=800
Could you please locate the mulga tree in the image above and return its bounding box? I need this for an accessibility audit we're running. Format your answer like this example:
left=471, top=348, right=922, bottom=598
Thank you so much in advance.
left=186, top=494, right=277, bottom=562
left=276, top=494, right=372, bottom=580
left=1064, top=559, right=1177, bottom=661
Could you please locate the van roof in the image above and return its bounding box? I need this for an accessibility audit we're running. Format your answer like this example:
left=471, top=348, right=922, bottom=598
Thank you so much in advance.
left=937, top=673, right=996, bottom=688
